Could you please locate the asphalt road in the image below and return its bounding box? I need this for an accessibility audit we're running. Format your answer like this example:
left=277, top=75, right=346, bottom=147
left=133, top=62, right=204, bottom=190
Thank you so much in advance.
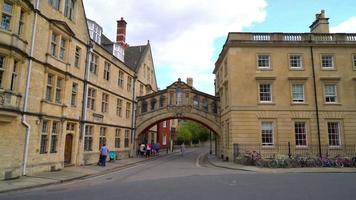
left=1, top=148, right=355, bottom=200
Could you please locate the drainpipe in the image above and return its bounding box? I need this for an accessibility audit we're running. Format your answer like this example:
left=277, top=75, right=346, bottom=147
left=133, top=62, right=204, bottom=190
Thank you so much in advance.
left=79, top=42, right=93, bottom=165
left=130, top=75, right=137, bottom=157
left=310, top=45, right=322, bottom=158
left=22, top=0, right=40, bottom=176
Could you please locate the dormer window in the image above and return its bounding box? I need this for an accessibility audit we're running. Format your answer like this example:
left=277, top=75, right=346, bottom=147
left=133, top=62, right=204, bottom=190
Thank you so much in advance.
left=64, top=0, right=75, bottom=20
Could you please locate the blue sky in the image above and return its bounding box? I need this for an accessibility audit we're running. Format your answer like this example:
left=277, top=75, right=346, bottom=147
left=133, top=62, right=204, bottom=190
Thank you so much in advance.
left=84, top=0, right=356, bottom=95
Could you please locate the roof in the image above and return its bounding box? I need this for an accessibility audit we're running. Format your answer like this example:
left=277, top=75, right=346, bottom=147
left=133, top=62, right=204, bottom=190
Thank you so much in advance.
left=124, top=44, right=149, bottom=71
left=101, top=34, right=114, bottom=53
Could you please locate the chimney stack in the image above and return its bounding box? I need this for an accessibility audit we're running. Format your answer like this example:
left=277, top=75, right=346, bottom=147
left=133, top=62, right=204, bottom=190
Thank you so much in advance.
left=117, top=17, right=128, bottom=47
left=309, top=10, right=330, bottom=33
left=187, top=77, right=193, bottom=87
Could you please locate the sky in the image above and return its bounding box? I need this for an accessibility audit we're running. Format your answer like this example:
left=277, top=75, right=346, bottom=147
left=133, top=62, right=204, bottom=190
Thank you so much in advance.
left=83, top=0, right=356, bottom=95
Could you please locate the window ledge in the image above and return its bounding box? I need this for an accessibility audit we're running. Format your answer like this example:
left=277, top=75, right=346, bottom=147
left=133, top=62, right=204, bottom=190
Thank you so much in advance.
left=41, top=99, right=65, bottom=107
left=291, top=102, right=308, bottom=105
left=324, top=103, right=342, bottom=106
left=289, top=67, right=305, bottom=71
left=258, top=102, right=275, bottom=105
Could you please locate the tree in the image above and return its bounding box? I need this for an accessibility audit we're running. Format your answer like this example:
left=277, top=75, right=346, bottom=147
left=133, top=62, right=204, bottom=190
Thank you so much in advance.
left=176, top=121, right=210, bottom=144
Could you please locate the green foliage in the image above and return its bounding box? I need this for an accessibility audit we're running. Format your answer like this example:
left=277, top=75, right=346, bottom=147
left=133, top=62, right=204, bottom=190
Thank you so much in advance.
left=176, top=121, right=210, bottom=144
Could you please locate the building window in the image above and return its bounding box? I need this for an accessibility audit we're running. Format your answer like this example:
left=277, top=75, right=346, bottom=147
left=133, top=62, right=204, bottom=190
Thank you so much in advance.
left=71, top=83, right=78, bottom=106
left=90, top=53, right=98, bottom=74
left=150, top=98, right=156, bottom=110
left=328, top=122, right=341, bottom=146
left=321, top=55, right=334, bottom=69
left=64, top=0, right=74, bottom=20
left=261, top=121, right=273, bottom=146
left=224, top=59, right=228, bottom=77
left=259, top=83, right=272, bottom=102
left=127, top=76, right=132, bottom=92
left=87, top=88, right=96, bottom=110
left=115, top=129, right=121, bottom=148
left=257, top=55, right=271, bottom=69
left=163, top=134, right=167, bottom=145
left=295, top=122, right=307, bottom=147
left=50, top=32, right=58, bottom=57
left=50, top=121, right=60, bottom=153
left=126, top=102, right=131, bottom=118
left=324, top=84, right=337, bottom=103
left=84, top=125, right=93, bottom=151
left=99, top=127, right=106, bottom=149
left=202, top=98, right=208, bottom=111
left=18, top=10, right=25, bottom=35
left=118, top=71, right=124, bottom=87
left=59, top=38, right=66, bottom=60
left=101, top=93, right=109, bottom=113
left=74, top=47, right=81, bottom=68
left=124, top=130, right=129, bottom=148
left=55, top=78, right=63, bottom=104
left=66, top=122, right=75, bottom=131
left=40, top=120, right=49, bottom=154
left=10, top=60, right=18, bottom=91
left=0, top=56, right=4, bottom=88
left=159, top=95, right=165, bottom=108
left=139, top=84, right=144, bottom=96
left=48, top=0, right=60, bottom=10
left=193, top=96, right=200, bottom=108
left=163, top=121, right=167, bottom=128
left=1, top=2, right=12, bottom=31
left=141, top=101, right=147, bottom=113
left=103, top=62, right=110, bottom=81
left=292, top=84, right=304, bottom=103
left=116, top=98, right=122, bottom=117
left=289, top=55, right=302, bottom=69
left=353, top=54, right=356, bottom=70
left=45, top=74, right=54, bottom=101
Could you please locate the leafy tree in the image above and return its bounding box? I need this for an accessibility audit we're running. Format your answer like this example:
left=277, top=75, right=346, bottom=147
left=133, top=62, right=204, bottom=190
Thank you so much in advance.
left=176, top=121, right=210, bottom=144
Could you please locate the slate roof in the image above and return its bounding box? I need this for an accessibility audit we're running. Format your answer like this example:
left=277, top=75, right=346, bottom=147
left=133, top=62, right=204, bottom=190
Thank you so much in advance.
left=124, top=44, right=149, bottom=72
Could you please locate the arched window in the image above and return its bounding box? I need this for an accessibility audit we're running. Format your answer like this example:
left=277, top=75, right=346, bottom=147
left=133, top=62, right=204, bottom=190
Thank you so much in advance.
left=141, top=101, right=148, bottom=113
left=193, top=95, right=200, bottom=108
left=159, top=95, right=165, bottom=108
left=150, top=98, right=157, bottom=110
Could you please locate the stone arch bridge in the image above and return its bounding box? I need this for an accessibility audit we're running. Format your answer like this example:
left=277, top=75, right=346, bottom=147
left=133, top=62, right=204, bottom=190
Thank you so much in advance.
left=135, top=79, right=221, bottom=152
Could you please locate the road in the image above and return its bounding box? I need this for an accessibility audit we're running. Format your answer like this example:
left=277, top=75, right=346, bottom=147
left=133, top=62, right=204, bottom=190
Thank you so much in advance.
left=0, top=147, right=355, bottom=200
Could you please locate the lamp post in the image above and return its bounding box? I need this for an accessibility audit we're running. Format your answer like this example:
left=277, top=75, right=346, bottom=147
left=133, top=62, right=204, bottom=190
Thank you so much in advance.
left=210, top=130, right=212, bottom=155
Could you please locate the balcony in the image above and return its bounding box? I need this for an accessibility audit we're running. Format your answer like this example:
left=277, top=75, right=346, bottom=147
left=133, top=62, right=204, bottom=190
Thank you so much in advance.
left=0, top=90, right=22, bottom=110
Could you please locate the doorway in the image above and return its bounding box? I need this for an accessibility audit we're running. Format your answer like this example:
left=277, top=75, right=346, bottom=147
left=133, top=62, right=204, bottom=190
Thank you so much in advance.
left=64, top=134, right=73, bottom=165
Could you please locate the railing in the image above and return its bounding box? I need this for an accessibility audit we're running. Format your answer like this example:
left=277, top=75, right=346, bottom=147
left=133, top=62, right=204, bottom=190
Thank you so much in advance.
left=0, top=90, right=21, bottom=110
left=233, top=143, right=356, bottom=159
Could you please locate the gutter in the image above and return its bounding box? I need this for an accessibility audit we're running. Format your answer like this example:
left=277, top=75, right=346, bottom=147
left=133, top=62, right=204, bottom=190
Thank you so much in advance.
left=130, top=75, right=137, bottom=157
left=310, top=45, right=322, bottom=157
left=22, top=0, right=40, bottom=176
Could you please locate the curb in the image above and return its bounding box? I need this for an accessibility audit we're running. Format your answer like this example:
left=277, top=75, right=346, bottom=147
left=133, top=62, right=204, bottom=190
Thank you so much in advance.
left=206, top=155, right=255, bottom=172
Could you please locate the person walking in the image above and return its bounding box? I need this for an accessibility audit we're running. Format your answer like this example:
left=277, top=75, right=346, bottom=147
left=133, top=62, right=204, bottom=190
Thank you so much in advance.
left=100, top=143, right=109, bottom=167
left=146, top=143, right=152, bottom=158
left=181, top=143, right=185, bottom=157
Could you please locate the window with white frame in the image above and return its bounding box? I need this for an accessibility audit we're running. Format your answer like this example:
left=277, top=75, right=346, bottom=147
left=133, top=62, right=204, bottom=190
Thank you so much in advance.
left=163, top=121, right=167, bottom=128
left=257, top=55, right=271, bottom=69
left=99, top=127, right=106, bottom=149
left=64, top=0, right=75, bottom=20
left=124, top=129, right=130, bottom=148
left=327, top=122, right=341, bottom=146
left=1, top=2, right=12, bottom=31
left=289, top=55, right=302, bottom=69
left=45, top=74, right=54, bottom=101
left=126, top=102, right=131, bottom=118
left=324, top=84, right=337, bottom=103
left=48, top=0, right=60, bottom=10
left=127, top=76, right=132, bottom=92
left=321, top=55, right=334, bottom=69
left=84, top=125, right=93, bottom=151
left=87, top=88, right=96, bottom=110
left=118, top=71, right=124, bottom=87
left=40, top=120, right=49, bottom=154
left=259, top=83, right=272, bottom=102
left=90, top=53, right=98, bottom=74
left=116, top=98, right=122, bottom=117
left=101, top=93, right=109, bottom=113
left=295, top=122, right=307, bottom=147
left=74, top=46, right=81, bottom=68
left=104, top=61, right=110, bottom=81
left=292, top=83, right=304, bottom=103
left=71, top=83, right=78, bottom=106
left=261, top=121, right=273, bottom=146
left=0, top=56, right=4, bottom=88
left=55, top=77, right=63, bottom=104
left=10, top=60, right=18, bottom=91
left=115, top=129, right=121, bottom=148
left=50, top=121, right=60, bottom=153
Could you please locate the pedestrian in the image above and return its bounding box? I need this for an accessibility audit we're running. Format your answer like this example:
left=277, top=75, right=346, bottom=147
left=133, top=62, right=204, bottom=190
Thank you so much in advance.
left=146, top=143, right=152, bottom=158
left=140, top=143, right=146, bottom=157
left=181, top=143, right=185, bottom=156
left=156, top=143, right=160, bottom=155
left=100, top=143, right=109, bottom=167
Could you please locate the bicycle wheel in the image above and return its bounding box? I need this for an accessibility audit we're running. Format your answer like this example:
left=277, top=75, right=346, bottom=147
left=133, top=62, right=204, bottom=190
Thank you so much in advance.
left=268, top=160, right=278, bottom=168
left=306, top=158, right=317, bottom=167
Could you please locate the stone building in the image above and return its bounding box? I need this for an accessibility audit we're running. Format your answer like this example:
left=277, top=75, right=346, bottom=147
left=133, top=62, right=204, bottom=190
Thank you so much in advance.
left=214, top=10, right=356, bottom=160
left=0, top=0, right=159, bottom=180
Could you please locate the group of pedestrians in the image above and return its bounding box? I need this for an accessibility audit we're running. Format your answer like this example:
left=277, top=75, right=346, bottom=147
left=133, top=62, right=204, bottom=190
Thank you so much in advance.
left=138, top=142, right=160, bottom=158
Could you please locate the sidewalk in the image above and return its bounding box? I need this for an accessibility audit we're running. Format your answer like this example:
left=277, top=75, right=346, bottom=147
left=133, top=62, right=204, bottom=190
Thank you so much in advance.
left=207, top=155, right=356, bottom=173
left=0, top=151, right=175, bottom=193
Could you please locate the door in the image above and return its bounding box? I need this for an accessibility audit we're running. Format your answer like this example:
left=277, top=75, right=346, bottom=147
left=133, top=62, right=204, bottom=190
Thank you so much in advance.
left=64, top=134, right=73, bottom=164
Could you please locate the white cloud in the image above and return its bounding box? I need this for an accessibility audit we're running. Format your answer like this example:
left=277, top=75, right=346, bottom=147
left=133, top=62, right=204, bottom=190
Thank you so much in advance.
left=83, top=0, right=267, bottom=94
left=331, top=17, right=356, bottom=33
